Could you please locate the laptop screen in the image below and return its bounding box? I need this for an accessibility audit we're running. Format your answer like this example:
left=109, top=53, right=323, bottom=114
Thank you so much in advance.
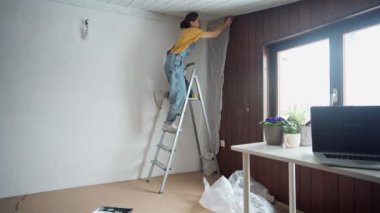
left=310, top=106, right=380, bottom=155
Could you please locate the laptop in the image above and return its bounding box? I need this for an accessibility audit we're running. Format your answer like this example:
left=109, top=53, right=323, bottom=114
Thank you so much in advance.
left=310, top=106, right=380, bottom=170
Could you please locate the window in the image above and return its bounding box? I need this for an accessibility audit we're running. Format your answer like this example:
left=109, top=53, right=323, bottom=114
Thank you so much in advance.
left=277, top=39, right=330, bottom=120
left=268, top=8, right=380, bottom=116
left=343, top=23, right=380, bottom=106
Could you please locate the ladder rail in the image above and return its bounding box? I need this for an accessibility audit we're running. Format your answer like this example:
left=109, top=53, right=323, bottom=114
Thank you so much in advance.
left=189, top=102, right=203, bottom=172
left=158, top=67, right=197, bottom=193
left=147, top=62, right=220, bottom=193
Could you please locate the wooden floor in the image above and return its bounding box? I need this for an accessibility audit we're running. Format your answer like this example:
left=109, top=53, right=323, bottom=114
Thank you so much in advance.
left=0, top=171, right=288, bottom=213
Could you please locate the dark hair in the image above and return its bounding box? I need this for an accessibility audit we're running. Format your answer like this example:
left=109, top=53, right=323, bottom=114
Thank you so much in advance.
left=180, top=12, right=199, bottom=29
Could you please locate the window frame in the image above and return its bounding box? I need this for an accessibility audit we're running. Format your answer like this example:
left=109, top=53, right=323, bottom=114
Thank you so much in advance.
left=266, top=7, right=380, bottom=116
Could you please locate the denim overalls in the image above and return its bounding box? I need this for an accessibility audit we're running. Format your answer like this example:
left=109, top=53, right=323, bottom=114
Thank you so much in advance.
left=164, top=44, right=195, bottom=122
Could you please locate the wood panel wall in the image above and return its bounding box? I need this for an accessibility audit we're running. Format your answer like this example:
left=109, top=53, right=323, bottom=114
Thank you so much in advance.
left=219, top=0, right=380, bottom=212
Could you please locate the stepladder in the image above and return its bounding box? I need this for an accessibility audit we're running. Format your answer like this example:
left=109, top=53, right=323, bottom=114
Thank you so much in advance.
left=146, top=62, right=220, bottom=194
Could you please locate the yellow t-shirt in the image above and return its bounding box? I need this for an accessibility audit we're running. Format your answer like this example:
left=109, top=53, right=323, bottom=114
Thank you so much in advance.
left=170, top=27, right=205, bottom=54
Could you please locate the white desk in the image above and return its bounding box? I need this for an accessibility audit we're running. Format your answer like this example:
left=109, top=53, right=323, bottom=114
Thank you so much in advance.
left=231, top=142, right=380, bottom=213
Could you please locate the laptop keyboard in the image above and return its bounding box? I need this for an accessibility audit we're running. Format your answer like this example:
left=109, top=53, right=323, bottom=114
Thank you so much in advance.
left=325, top=153, right=380, bottom=161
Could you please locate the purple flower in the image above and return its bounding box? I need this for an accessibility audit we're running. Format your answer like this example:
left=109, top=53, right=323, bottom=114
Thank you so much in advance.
left=265, top=116, right=285, bottom=123
left=260, top=116, right=287, bottom=126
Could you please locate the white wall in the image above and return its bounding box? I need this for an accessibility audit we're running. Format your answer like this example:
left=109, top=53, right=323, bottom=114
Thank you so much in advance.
left=0, top=0, right=208, bottom=198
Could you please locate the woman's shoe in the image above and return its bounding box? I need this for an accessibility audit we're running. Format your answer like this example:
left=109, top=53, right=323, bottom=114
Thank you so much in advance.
left=162, top=122, right=178, bottom=133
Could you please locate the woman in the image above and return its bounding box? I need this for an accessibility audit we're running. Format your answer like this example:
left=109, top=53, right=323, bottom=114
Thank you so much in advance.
left=162, top=12, right=233, bottom=132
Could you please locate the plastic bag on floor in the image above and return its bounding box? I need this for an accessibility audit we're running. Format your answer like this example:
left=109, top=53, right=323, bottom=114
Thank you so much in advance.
left=199, top=176, right=236, bottom=213
left=228, top=170, right=275, bottom=203
left=199, top=173, right=275, bottom=213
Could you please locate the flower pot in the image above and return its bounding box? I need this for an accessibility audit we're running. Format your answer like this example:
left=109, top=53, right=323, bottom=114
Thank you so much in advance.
left=283, top=133, right=301, bottom=148
left=263, top=125, right=283, bottom=145
left=300, top=125, right=312, bottom=146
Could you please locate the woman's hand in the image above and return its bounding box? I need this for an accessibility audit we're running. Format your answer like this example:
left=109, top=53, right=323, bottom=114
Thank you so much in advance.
left=202, top=16, right=234, bottom=38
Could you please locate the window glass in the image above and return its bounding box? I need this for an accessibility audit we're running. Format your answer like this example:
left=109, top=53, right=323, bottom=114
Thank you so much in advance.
left=343, top=23, right=380, bottom=105
left=277, top=39, right=330, bottom=121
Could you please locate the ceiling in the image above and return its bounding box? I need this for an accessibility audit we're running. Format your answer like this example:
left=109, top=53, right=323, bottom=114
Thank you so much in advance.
left=52, top=0, right=300, bottom=21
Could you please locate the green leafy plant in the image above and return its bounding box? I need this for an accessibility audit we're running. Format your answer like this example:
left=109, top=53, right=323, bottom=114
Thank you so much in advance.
left=286, top=105, right=307, bottom=126
left=282, top=121, right=300, bottom=134
left=283, top=105, right=306, bottom=134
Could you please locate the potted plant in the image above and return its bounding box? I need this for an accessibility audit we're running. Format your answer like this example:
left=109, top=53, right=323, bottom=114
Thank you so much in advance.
left=282, top=121, right=301, bottom=148
left=286, top=105, right=311, bottom=146
left=260, top=116, right=287, bottom=145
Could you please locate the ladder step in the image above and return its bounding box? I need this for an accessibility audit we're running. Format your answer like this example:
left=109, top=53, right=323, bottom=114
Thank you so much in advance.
left=189, top=97, right=199, bottom=101
left=162, top=129, right=176, bottom=134
left=162, top=128, right=183, bottom=134
left=151, top=160, right=169, bottom=171
left=157, top=144, right=172, bottom=152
